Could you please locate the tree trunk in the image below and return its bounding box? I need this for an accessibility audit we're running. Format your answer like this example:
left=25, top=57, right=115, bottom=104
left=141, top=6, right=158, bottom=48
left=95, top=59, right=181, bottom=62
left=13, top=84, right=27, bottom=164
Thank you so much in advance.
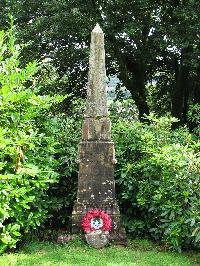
left=194, top=65, right=200, bottom=104
left=171, top=48, right=189, bottom=127
left=118, top=70, right=150, bottom=122
left=188, top=65, right=200, bottom=131
left=129, top=79, right=149, bottom=122
left=108, top=36, right=150, bottom=122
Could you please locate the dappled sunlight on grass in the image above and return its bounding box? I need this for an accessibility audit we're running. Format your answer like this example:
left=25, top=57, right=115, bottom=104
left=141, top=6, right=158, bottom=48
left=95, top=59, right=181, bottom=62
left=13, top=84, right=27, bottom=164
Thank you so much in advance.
left=0, top=238, right=199, bottom=266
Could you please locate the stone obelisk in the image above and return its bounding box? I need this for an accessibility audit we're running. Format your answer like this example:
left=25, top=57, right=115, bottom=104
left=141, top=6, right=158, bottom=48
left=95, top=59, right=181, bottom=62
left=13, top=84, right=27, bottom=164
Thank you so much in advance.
left=72, top=24, right=126, bottom=243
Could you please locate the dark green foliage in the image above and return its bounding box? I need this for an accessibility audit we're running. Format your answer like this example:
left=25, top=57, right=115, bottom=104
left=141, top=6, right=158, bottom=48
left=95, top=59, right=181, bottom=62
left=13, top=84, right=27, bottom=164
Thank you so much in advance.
left=188, top=103, right=200, bottom=134
left=111, top=107, right=200, bottom=251
left=1, top=0, right=199, bottom=124
left=45, top=101, right=84, bottom=228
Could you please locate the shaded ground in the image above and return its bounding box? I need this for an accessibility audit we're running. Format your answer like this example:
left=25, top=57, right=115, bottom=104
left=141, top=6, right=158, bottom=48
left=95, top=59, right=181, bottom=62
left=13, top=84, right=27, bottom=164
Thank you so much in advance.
left=0, top=238, right=199, bottom=266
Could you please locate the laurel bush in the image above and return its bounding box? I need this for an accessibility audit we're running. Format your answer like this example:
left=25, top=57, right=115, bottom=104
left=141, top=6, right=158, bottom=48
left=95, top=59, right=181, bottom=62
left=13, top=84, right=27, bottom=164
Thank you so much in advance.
left=0, top=24, right=67, bottom=253
left=111, top=109, right=200, bottom=252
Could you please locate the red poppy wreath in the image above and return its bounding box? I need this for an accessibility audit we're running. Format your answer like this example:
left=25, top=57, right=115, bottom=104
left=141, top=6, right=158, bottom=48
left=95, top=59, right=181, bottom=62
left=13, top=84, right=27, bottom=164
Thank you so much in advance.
left=81, top=209, right=112, bottom=234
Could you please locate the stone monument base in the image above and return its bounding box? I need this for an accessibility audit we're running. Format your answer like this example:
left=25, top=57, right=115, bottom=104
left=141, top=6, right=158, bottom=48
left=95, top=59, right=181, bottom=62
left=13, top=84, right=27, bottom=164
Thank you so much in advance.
left=72, top=201, right=127, bottom=245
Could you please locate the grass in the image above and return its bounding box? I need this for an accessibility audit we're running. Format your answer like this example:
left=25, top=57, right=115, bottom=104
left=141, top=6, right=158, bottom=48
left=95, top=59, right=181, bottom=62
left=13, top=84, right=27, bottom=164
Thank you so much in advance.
left=0, top=238, right=199, bottom=266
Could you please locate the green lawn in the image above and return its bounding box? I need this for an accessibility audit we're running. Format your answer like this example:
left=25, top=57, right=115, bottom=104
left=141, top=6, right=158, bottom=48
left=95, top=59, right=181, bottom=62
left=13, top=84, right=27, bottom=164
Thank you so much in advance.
left=0, top=238, right=199, bottom=266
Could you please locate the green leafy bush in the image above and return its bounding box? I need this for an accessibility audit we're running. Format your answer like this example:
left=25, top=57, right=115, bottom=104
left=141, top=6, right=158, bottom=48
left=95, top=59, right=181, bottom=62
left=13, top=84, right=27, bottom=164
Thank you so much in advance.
left=112, top=111, right=200, bottom=251
left=0, top=25, right=67, bottom=253
left=188, top=103, right=200, bottom=134
left=45, top=101, right=83, bottom=228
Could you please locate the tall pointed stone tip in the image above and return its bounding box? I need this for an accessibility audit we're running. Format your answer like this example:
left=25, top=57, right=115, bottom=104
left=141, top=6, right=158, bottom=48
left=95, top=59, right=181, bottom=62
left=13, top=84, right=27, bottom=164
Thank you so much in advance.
left=92, top=23, right=103, bottom=33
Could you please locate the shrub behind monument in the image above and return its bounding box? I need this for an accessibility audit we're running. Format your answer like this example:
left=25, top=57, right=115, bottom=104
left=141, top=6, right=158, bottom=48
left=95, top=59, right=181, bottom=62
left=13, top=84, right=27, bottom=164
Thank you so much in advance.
left=112, top=111, right=200, bottom=251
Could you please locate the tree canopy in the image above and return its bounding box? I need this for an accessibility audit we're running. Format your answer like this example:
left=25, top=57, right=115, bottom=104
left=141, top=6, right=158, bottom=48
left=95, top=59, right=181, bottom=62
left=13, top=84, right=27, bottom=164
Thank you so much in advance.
left=1, top=0, right=200, bottom=124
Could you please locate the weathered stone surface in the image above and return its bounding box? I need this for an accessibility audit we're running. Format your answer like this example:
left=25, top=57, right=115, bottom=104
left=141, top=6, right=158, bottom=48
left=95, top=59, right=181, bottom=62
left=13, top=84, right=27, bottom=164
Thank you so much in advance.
left=76, top=141, right=115, bottom=203
left=84, top=24, right=108, bottom=118
left=85, top=231, right=109, bottom=249
left=72, top=24, right=127, bottom=245
left=82, top=118, right=111, bottom=140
